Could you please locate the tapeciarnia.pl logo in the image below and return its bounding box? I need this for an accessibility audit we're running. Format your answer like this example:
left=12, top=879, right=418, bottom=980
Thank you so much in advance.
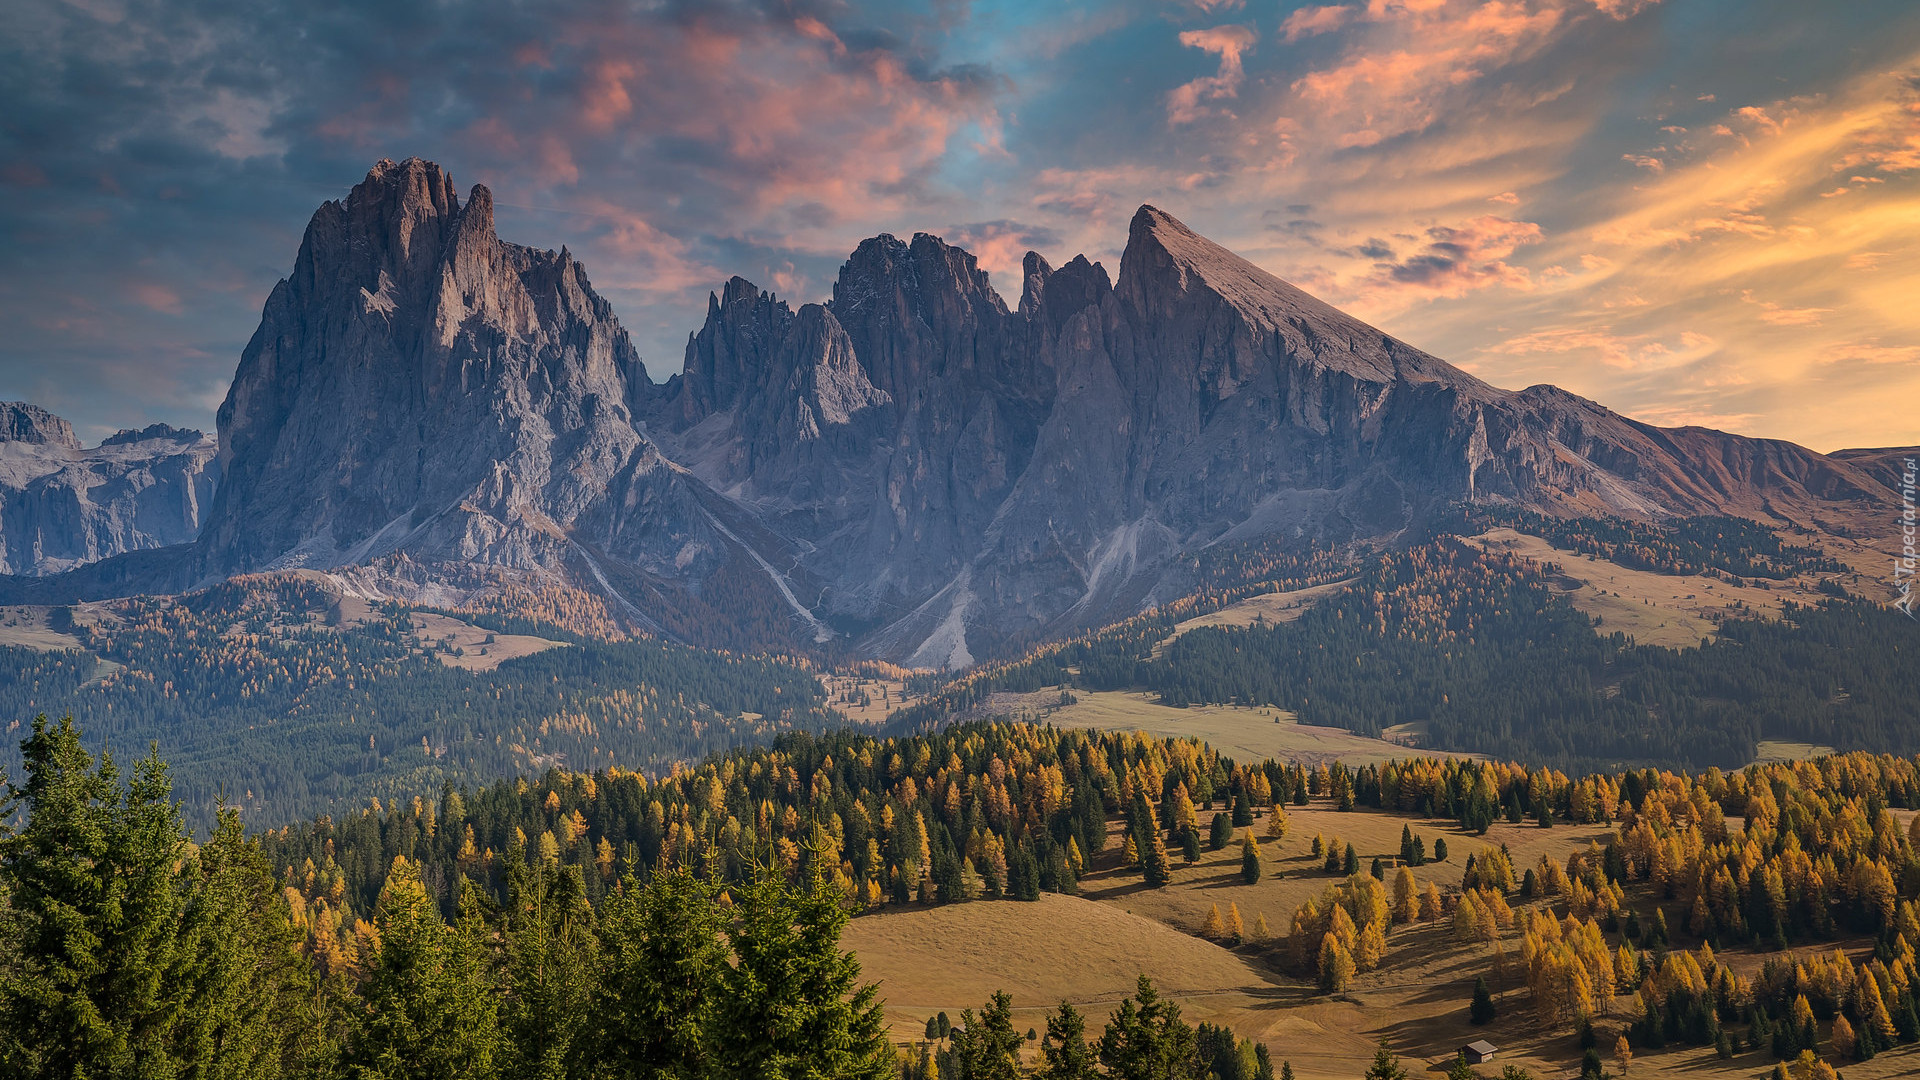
left=1898, top=456, right=1916, bottom=618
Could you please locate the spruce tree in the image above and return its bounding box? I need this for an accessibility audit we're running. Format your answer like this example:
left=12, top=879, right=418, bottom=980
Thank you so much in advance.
left=711, top=862, right=894, bottom=1080
left=1241, top=834, right=1263, bottom=885
left=1036, top=1002, right=1097, bottom=1080
left=1096, top=976, right=1200, bottom=1080
left=176, top=804, right=323, bottom=1080
left=349, top=857, right=502, bottom=1080
left=1144, top=829, right=1173, bottom=888
left=951, top=992, right=1023, bottom=1080
left=500, top=855, right=597, bottom=1080
left=1209, top=813, right=1233, bottom=851
left=0, top=718, right=194, bottom=1080
left=1363, top=1038, right=1408, bottom=1080
left=1469, top=975, right=1496, bottom=1025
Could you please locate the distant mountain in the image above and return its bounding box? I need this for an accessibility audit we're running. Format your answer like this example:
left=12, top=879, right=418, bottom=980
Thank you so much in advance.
left=0, top=404, right=216, bottom=576
left=5, top=159, right=1898, bottom=664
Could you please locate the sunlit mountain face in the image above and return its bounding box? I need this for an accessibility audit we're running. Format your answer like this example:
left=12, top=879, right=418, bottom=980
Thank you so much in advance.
left=2, top=0, right=1916, bottom=453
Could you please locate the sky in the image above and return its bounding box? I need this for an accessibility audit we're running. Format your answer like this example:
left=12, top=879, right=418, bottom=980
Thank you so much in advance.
left=1, top=0, right=1916, bottom=452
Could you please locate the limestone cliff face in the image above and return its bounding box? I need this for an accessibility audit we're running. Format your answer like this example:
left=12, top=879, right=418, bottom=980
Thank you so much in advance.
left=18, top=162, right=1892, bottom=664
left=201, top=157, right=700, bottom=579
left=665, top=204, right=1889, bottom=664
left=0, top=412, right=216, bottom=576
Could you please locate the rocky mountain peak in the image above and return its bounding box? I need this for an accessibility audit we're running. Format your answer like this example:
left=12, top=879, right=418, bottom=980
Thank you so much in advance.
left=0, top=402, right=81, bottom=449
left=203, top=158, right=660, bottom=577
left=100, top=423, right=206, bottom=447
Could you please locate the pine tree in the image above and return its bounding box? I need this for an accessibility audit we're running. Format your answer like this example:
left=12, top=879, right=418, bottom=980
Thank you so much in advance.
left=1144, top=829, right=1173, bottom=888
left=1241, top=833, right=1263, bottom=884
left=590, top=866, right=725, bottom=1079
left=350, top=857, right=502, bottom=1080
left=711, top=862, right=894, bottom=1080
left=1096, top=976, right=1200, bottom=1080
left=1470, top=975, right=1497, bottom=1025
left=1036, top=1002, right=1098, bottom=1080
left=0, top=718, right=195, bottom=1079
left=1343, top=843, right=1360, bottom=876
left=950, top=991, right=1023, bottom=1080
left=1434, top=837, right=1449, bottom=862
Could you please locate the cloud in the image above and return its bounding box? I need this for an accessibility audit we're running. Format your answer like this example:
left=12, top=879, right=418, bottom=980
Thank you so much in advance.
left=1739, top=290, right=1830, bottom=326
left=1820, top=340, right=1920, bottom=365
left=1168, top=25, right=1257, bottom=125
left=1286, top=0, right=1589, bottom=148
left=0, top=0, right=1914, bottom=456
left=1281, top=5, right=1353, bottom=42
left=1365, top=215, right=1545, bottom=296
left=942, top=219, right=1063, bottom=285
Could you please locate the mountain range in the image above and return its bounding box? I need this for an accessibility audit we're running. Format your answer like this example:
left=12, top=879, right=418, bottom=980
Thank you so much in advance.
left=5, top=158, right=1901, bottom=665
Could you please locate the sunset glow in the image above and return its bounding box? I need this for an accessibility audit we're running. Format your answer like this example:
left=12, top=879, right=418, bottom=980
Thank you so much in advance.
left=2, top=0, right=1915, bottom=449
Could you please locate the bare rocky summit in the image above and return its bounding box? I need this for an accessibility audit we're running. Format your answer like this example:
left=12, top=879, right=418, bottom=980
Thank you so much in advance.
left=6, top=160, right=1899, bottom=664
left=0, top=408, right=216, bottom=575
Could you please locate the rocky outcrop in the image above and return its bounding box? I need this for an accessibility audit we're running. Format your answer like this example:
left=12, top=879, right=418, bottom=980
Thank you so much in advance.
left=0, top=411, right=217, bottom=575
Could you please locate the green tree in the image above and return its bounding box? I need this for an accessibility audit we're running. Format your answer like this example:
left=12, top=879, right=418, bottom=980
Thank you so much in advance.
left=1143, top=830, right=1173, bottom=888
left=711, top=863, right=894, bottom=1080
left=951, top=991, right=1022, bottom=1080
left=1240, top=834, right=1263, bottom=885
left=1209, top=814, right=1233, bottom=851
left=499, top=854, right=597, bottom=1080
left=1097, top=976, right=1200, bottom=1080
left=1363, top=1038, right=1408, bottom=1080
left=590, top=866, right=725, bottom=1079
left=0, top=717, right=193, bottom=1080
left=348, top=857, right=501, bottom=1080
left=175, top=804, right=324, bottom=1079
left=1469, top=975, right=1497, bottom=1025
left=1037, top=1002, right=1097, bottom=1080
left=1445, top=1052, right=1475, bottom=1080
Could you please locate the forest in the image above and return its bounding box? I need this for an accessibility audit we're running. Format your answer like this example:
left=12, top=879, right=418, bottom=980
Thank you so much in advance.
left=897, top=532, right=1917, bottom=775
left=0, top=575, right=838, bottom=829
left=14, top=710, right=1920, bottom=1078
left=0, top=508, right=1908, bottom=834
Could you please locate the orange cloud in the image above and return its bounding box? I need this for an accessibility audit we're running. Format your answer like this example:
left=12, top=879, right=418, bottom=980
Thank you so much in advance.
left=1168, top=25, right=1258, bottom=125
left=1282, top=5, right=1353, bottom=42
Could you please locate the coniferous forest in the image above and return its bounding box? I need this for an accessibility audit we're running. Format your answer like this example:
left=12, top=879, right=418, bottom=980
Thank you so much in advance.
left=895, top=533, right=1919, bottom=775
left=2, top=513, right=1912, bottom=833
left=0, top=576, right=838, bottom=830
left=15, top=713, right=1920, bottom=1078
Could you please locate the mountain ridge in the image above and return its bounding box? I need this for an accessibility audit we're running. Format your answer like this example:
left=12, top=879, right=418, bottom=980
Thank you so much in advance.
left=1, top=160, right=1901, bottom=666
